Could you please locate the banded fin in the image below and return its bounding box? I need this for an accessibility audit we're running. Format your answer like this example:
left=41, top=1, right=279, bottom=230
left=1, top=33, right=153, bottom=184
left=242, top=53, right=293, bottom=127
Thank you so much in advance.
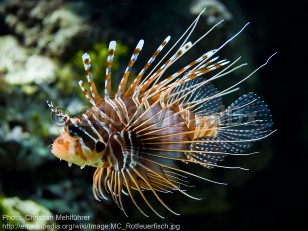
left=146, top=50, right=217, bottom=97
left=137, top=41, right=193, bottom=98
left=116, top=40, right=144, bottom=97
left=124, top=36, right=171, bottom=98
left=167, top=77, right=222, bottom=115
left=82, top=53, right=101, bottom=102
left=105, top=41, right=116, bottom=99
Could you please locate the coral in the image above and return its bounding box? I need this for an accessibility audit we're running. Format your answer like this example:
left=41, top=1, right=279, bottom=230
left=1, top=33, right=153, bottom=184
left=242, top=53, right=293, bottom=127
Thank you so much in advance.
left=0, top=0, right=96, bottom=60
left=0, top=197, right=56, bottom=230
left=190, top=0, right=233, bottom=24
left=0, top=36, right=57, bottom=85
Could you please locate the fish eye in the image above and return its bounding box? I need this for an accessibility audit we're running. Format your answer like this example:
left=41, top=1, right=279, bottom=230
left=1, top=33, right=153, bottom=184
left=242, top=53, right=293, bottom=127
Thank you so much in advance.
left=68, top=124, right=84, bottom=137
left=96, top=141, right=106, bottom=152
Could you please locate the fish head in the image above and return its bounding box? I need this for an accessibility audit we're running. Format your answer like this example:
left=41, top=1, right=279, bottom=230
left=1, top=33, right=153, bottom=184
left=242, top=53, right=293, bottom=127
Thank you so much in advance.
left=51, top=117, right=106, bottom=168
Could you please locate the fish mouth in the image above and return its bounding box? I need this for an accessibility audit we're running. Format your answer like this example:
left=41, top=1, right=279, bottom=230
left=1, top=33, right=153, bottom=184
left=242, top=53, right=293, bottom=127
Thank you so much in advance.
left=51, top=144, right=85, bottom=167
left=51, top=143, right=71, bottom=163
left=51, top=145, right=67, bottom=161
left=50, top=136, right=85, bottom=167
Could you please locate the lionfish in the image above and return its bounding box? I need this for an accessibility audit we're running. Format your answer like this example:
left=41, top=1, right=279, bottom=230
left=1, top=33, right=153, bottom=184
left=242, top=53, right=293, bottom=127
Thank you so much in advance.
left=47, top=10, right=275, bottom=218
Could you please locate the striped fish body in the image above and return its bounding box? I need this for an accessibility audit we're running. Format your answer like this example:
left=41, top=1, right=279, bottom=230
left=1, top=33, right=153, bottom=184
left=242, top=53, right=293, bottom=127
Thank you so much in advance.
left=48, top=10, right=274, bottom=218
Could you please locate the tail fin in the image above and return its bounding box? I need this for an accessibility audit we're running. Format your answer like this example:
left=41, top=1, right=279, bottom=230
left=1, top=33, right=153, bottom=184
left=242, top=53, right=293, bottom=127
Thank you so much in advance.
left=187, top=92, right=273, bottom=167
left=218, top=92, right=273, bottom=153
